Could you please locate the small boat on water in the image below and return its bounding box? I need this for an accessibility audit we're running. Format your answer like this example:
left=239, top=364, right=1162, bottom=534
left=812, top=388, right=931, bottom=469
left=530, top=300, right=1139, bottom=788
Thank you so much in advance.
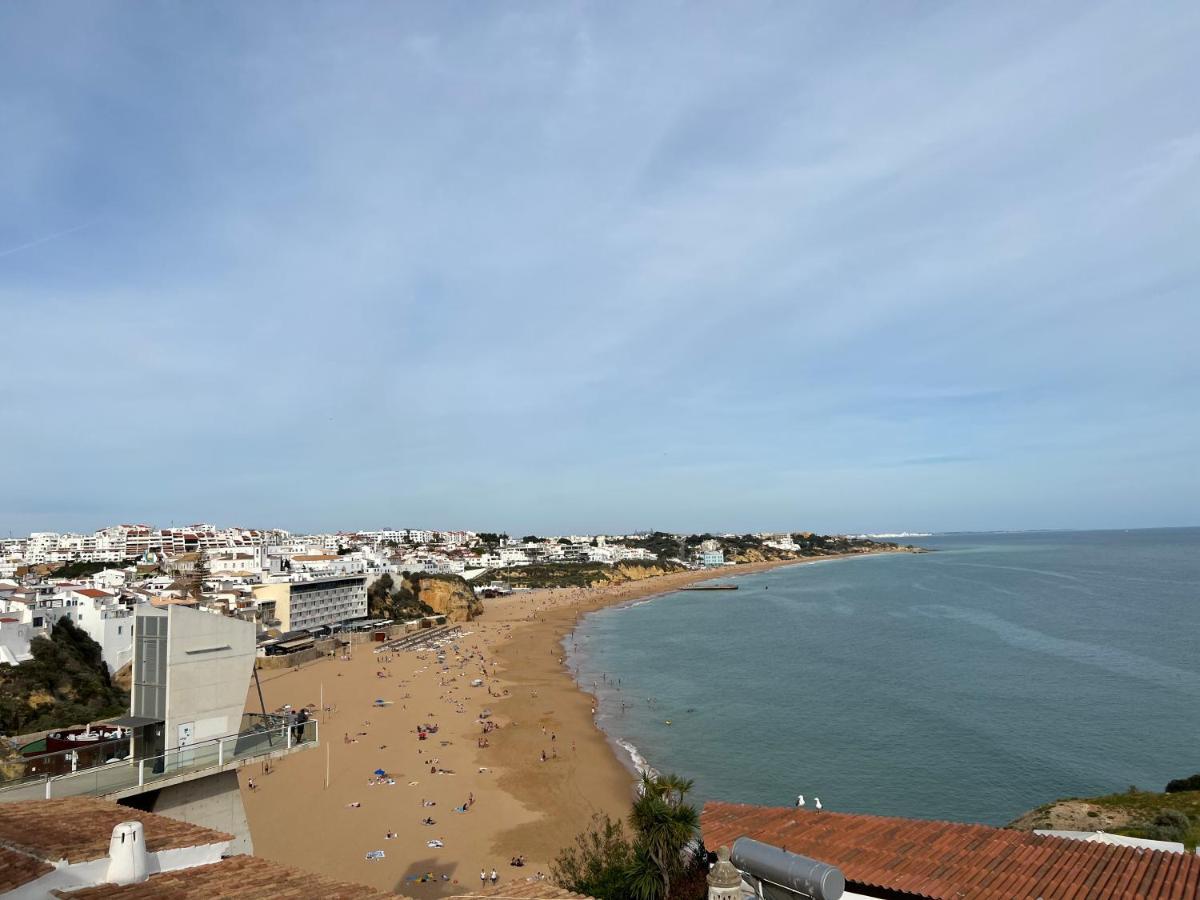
left=680, top=584, right=739, bottom=591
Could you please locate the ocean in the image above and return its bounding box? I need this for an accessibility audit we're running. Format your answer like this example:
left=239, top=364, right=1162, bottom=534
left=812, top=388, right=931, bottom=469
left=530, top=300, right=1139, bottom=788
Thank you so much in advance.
left=567, top=528, right=1200, bottom=825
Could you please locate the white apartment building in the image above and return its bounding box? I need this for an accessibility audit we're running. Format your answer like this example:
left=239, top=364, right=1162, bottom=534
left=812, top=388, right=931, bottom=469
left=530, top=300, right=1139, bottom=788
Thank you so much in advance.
left=0, top=618, right=34, bottom=665
left=251, top=574, right=368, bottom=633
left=57, top=587, right=138, bottom=673
left=208, top=550, right=262, bottom=576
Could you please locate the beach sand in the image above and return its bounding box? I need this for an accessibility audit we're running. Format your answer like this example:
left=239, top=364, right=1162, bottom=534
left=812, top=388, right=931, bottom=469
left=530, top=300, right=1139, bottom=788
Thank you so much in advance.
left=240, top=555, right=884, bottom=896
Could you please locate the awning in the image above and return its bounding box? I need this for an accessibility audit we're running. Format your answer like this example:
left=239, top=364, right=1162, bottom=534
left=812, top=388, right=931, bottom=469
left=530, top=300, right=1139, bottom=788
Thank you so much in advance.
left=109, top=715, right=163, bottom=728
left=277, top=637, right=315, bottom=651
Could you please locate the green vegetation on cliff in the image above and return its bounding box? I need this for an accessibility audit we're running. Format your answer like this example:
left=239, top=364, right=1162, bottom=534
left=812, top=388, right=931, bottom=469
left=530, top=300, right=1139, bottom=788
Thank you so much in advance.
left=48, top=559, right=136, bottom=580
left=0, top=619, right=129, bottom=737
left=1091, top=788, right=1200, bottom=849
left=367, top=573, right=434, bottom=620
left=368, top=572, right=483, bottom=622
left=1012, top=782, right=1200, bottom=851
left=488, top=560, right=683, bottom=589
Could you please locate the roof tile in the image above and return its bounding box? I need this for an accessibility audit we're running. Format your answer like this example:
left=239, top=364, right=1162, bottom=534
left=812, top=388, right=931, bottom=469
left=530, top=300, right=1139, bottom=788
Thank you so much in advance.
left=701, top=801, right=1200, bottom=900
left=0, top=845, right=53, bottom=893
left=0, top=797, right=231, bottom=863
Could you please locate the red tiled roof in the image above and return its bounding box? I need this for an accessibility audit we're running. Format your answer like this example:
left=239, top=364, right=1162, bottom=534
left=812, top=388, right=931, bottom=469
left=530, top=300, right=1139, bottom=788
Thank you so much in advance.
left=701, top=801, right=1200, bottom=900
left=73, top=588, right=112, bottom=598
left=54, top=854, right=403, bottom=899
left=0, top=845, right=53, bottom=893
left=0, top=798, right=231, bottom=864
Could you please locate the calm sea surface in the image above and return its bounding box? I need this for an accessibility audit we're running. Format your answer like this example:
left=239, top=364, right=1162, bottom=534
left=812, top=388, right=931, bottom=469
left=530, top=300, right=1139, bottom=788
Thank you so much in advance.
left=568, top=528, right=1200, bottom=824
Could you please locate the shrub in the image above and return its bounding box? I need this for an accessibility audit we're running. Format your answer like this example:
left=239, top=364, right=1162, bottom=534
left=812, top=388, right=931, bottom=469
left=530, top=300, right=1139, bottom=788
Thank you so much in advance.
left=552, top=814, right=635, bottom=900
left=1165, top=774, right=1200, bottom=794
left=1148, top=810, right=1192, bottom=843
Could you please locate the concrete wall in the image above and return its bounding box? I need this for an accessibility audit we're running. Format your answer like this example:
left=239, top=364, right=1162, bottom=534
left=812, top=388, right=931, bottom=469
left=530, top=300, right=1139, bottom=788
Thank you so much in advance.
left=140, top=770, right=254, bottom=855
left=251, top=582, right=290, bottom=630
left=165, top=606, right=255, bottom=749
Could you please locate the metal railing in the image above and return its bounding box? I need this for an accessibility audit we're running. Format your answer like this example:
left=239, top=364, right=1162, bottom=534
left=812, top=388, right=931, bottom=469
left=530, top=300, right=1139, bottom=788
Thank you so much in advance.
left=0, top=718, right=317, bottom=802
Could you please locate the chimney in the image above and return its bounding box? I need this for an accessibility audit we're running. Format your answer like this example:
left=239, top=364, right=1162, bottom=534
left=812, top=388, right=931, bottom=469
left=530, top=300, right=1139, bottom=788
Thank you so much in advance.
left=707, top=845, right=744, bottom=900
left=105, top=821, right=149, bottom=885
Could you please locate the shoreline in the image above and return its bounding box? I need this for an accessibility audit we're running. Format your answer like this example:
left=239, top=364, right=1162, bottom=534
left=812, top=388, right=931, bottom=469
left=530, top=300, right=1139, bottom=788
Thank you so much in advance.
left=555, top=550, right=911, bottom=783
left=239, top=550, right=905, bottom=895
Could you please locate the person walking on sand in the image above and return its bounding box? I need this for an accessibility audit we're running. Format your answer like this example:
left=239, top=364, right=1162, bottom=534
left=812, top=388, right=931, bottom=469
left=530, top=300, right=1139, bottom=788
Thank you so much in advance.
left=491, top=869, right=498, bottom=885
left=480, top=869, right=487, bottom=887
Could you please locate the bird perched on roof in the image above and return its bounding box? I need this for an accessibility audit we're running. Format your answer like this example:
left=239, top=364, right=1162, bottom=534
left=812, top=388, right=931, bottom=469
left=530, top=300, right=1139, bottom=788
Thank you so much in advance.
left=814, top=797, right=823, bottom=813
left=796, top=794, right=805, bottom=808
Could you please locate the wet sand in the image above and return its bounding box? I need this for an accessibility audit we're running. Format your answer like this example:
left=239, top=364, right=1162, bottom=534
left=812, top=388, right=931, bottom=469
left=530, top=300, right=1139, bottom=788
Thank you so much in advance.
left=240, top=555, right=891, bottom=895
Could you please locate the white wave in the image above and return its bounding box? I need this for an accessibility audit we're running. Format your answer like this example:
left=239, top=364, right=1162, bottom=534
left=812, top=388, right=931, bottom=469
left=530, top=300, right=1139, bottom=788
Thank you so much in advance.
left=616, top=738, right=659, bottom=780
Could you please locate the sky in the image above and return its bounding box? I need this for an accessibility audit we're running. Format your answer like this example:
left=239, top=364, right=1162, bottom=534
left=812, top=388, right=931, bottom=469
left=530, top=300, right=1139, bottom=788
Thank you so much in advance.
left=2, top=2, right=1198, bottom=537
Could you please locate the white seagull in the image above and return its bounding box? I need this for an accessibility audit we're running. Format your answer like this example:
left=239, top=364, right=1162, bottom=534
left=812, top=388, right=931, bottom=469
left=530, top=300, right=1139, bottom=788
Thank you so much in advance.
left=796, top=794, right=805, bottom=808
left=814, top=797, right=823, bottom=813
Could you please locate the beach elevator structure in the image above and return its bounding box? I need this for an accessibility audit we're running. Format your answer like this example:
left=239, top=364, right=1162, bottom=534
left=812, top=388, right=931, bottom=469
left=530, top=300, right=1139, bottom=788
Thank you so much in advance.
left=0, top=605, right=318, bottom=852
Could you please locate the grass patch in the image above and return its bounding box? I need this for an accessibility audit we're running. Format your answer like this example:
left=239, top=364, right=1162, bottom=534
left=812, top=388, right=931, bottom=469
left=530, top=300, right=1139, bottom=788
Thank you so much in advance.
left=1085, top=790, right=1200, bottom=851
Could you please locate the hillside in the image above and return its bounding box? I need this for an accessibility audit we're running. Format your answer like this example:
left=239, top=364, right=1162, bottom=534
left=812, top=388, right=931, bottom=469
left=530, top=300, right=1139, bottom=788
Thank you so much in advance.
left=0, top=619, right=129, bottom=737
left=487, top=560, right=686, bottom=589
left=1009, top=785, right=1200, bottom=850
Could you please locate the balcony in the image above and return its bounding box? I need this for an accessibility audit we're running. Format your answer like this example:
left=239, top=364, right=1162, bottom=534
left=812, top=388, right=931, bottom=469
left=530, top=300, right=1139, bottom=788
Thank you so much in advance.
left=0, top=714, right=317, bottom=802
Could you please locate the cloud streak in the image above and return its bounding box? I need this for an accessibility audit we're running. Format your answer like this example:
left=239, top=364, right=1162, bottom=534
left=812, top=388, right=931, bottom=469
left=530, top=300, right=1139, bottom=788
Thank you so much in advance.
left=0, top=1, right=1197, bottom=535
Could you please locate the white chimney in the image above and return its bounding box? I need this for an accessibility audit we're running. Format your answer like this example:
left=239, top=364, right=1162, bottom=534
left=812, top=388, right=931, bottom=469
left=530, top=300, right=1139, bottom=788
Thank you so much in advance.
left=105, top=821, right=149, bottom=885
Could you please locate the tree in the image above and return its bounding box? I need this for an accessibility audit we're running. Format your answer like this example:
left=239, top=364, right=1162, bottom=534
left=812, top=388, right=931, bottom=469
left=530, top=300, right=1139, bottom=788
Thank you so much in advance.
left=630, top=773, right=700, bottom=899
left=185, top=551, right=210, bottom=601
left=0, top=619, right=128, bottom=736
left=551, top=814, right=635, bottom=900
left=553, top=773, right=703, bottom=900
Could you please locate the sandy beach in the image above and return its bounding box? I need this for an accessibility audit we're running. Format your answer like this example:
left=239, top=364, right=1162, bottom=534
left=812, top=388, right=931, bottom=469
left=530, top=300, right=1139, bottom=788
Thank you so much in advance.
left=240, top=555, right=889, bottom=896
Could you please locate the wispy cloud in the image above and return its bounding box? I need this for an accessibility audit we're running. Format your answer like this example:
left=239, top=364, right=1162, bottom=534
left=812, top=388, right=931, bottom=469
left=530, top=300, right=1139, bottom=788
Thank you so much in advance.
left=0, top=1, right=1197, bottom=534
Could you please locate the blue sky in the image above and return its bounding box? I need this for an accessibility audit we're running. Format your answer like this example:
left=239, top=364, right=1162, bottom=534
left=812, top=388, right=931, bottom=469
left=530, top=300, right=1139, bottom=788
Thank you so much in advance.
left=2, top=2, right=1198, bottom=536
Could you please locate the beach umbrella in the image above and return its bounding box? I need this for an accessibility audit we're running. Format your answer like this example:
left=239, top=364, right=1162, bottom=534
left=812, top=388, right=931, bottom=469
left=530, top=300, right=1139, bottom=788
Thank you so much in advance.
left=374, top=768, right=387, bottom=776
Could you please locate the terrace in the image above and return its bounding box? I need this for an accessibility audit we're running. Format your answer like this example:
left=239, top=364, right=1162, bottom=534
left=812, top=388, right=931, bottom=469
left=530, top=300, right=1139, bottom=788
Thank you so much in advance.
left=0, top=713, right=317, bottom=803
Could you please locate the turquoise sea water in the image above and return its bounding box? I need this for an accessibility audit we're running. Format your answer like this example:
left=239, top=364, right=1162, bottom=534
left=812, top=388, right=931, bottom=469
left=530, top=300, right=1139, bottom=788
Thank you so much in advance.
left=568, top=528, right=1200, bottom=825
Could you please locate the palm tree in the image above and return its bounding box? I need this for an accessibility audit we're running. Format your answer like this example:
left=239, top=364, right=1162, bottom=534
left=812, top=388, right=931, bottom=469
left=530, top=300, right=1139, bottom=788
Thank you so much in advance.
left=628, top=774, right=700, bottom=899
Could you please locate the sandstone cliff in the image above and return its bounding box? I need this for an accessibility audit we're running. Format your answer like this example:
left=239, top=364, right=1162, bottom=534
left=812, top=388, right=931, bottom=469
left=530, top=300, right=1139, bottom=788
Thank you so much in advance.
left=408, top=574, right=483, bottom=623
left=588, top=562, right=686, bottom=587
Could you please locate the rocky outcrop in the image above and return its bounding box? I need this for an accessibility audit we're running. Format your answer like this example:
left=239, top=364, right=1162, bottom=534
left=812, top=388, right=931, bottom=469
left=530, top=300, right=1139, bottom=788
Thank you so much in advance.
left=1009, top=800, right=1133, bottom=832
left=409, top=574, right=483, bottom=623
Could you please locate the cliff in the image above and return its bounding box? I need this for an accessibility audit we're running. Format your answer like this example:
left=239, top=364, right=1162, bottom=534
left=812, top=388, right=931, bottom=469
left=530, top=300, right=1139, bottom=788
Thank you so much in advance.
left=408, top=574, right=483, bottom=623
left=1009, top=788, right=1200, bottom=850
left=593, top=561, right=686, bottom=586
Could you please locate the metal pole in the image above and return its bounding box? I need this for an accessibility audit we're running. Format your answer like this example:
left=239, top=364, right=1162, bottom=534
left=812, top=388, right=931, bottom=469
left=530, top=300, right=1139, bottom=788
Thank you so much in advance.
left=324, top=743, right=330, bottom=789
left=253, top=665, right=274, bottom=747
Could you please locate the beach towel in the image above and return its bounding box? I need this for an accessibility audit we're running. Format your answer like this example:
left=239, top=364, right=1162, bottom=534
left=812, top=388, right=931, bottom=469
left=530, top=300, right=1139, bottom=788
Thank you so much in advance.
left=365, top=850, right=385, bottom=861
